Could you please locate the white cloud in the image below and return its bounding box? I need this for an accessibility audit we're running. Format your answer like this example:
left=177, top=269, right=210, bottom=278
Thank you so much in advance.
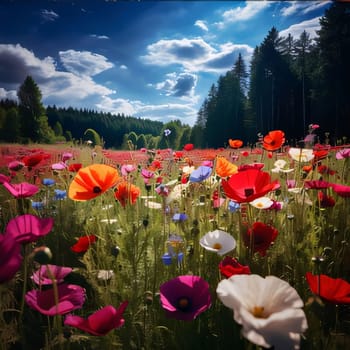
left=281, top=1, right=331, bottom=17
left=120, top=64, right=128, bottom=70
left=216, top=0, right=271, bottom=29
left=41, top=9, right=59, bottom=22
left=195, top=20, right=208, bottom=32
left=155, top=72, right=198, bottom=98
left=89, top=34, right=110, bottom=40
left=0, top=87, right=17, bottom=100
left=279, top=17, right=322, bottom=40
left=59, top=50, right=114, bottom=77
left=142, top=38, right=253, bottom=73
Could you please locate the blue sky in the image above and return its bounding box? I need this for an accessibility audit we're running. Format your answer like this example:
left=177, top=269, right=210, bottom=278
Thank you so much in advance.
left=0, top=0, right=332, bottom=126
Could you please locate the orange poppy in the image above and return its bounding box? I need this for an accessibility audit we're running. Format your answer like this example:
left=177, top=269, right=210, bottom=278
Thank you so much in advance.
left=215, top=156, right=238, bottom=178
left=262, top=130, right=285, bottom=151
left=68, top=164, right=120, bottom=201
left=228, top=139, right=243, bottom=149
left=114, top=181, right=140, bottom=207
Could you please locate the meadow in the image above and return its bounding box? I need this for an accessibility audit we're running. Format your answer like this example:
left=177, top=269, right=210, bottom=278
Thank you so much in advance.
left=0, top=130, right=350, bottom=350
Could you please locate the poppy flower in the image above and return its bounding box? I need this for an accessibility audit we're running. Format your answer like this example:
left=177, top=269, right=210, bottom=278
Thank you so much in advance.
left=217, top=274, right=308, bottom=349
left=317, top=191, right=335, bottom=208
left=228, top=139, right=243, bottom=149
left=219, top=256, right=251, bottom=278
left=25, top=283, right=85, bottom=316
left=262, top=130, right=285, bottom=151
left=22, top=153, right=46, bottom=167
left=313, top=150, right=329, bottom=161
left=271, top=159, right=293, bottom=173
left=68, top=164, right=120, bottom=201
left=51, top=162, right=67, bottom=170
left=183, top=143, right=194, bottom=151
left=238, top=163, right=265, bottom=172
left=244, top=222, right=278, bottom=256
left=31, top=265, right=73, bottom=285
left=306, top=272, right=350, bottom=304
left=68, top=163, right=82, bottom=172
left=0, top=233, right=23, bottom=283
left=304, top=180, right=331, bottom=190
left=221, top=169, right=280, bottom=203
left=289, top=148, right=314, bottom=162
left=189, top=166, right=212, bottom=182
left=0, top=174, right=10, bottom=184
left=336, top=148, right=350, bottom=160
left=114, top=181, right=140, bottom=207
left=64, top=302, right=128, bottom=336
left=5, top=214, right=54, bottom=244
left=199, top=230, right=236, bottom=256
left=71, top=235, right=97, bottom=253
left=317, top=165, right=336, bottom=175
left=159, top=275, right=211, bottom=321
left=8, top=160, right=24, bottom=171
left=249, top=196, right=274, bottom=209
left=121, top=164, right=136, bottom=176
left=62, top=152, right=73, bottom=162
left=331, top=183, right=350, bottom=198
left=215, top=156, right=238, bottom=178
left=2, top=181, right=39, bottom=198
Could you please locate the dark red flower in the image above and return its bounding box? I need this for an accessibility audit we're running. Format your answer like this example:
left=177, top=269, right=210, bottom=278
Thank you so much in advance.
left=218, top=256, right=251, bottom=278
left=71, top=235, right=97, bottom=253
left=306, top=272, right=350, bottom=304
left=317, top=165, right=336, bottom=175
left=317, top=191, right=335, bottom=208
left=221, top=169, right=280, bottom=203
left=68, top=163, right=83, bottom=172
left=304, top=180, right=331, bottom=190
left=22, top=152, right=49, bottom=167
left=244, top=222, right=278, bottom=256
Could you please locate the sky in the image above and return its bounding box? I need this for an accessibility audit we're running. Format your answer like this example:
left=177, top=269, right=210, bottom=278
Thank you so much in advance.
left=0, top=0, right=333, bottom=126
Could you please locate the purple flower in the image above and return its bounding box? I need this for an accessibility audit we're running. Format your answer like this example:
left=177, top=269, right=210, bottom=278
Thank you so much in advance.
left=31, top=265, right=73, bottom=285
left=2, top=181, right=39, bottom=198
left=5, top=214, right=54, bottom=244
left=159, top=275, right=211, bottom=321
left=189, top=166, right=212, bottom=183
left=164, top=129, right=171, bottom=137
left=0, top=233, right=23, bottom=283
left=25, top=283, right=85, bottom=316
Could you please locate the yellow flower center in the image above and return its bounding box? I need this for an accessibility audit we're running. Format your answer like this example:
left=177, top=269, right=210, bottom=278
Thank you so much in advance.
left=251, top=306, right=267, bottom=318
left=256, top=202, right=264, bottom=208
left=212, top=243, right=222, bottom=250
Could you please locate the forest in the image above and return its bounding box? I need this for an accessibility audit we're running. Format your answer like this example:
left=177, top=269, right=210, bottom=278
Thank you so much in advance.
left=0, top=2, right=349, bottom=149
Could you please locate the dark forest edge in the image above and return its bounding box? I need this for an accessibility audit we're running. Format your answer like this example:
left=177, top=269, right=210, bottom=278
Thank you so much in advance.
left=0, top=1, right=349, bottom=150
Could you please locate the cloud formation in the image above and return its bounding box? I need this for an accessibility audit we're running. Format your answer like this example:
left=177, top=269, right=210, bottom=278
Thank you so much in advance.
left=279, top=17, right=322, bottom=40
left=41, top=9, right=59, bottom=22
left=195, top=20, right=208, bottom=32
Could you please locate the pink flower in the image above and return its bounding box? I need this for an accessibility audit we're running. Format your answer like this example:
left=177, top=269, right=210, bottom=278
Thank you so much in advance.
left=0, top=174, right=11, bottom=184
left=64, top=302, right=128, bottom=335
left=331, top=183, right=350, bottom=198
left=5, top=214, right=54, bottom=244
left=31, top=265, right=73, bottom=285
left=25, top=283, right=85, bottom=316
left=336, top=148, right=350, bottom=160
left=2, top=181, right=39, bottom=198
left=121, top=164, right=136, bottom=177
left=62, top=152, right=73, bottom=162
left=51, top=161, right=67, bottom=170
left=8, top=160, right=25, bottom=171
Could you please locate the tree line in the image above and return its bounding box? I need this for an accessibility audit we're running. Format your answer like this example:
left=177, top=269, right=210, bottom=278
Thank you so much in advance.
left=0, top=2, right=349, bottom=149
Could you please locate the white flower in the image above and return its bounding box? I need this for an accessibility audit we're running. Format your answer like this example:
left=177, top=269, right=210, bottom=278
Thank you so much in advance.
left=289, top=147, right=314, bottom=162
left=250, top=197, right=274, bottom=209
left=144, top=200, right=162, bottom=209
left=217, top=274, right=308, bottom=350
left=97, top=270, right=115, bottom=281
left=182, top=165, right=195, bottom=175
left=271, top=159, right=294, bottom=173
left=199, top=230, right=236, bottom=256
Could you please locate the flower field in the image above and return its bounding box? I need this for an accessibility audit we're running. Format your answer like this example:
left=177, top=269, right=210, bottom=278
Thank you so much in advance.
left=1, top=132, right=350, bottom=350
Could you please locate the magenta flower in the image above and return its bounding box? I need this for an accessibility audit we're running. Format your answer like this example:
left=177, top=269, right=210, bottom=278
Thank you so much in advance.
left=64, top=302, right=128, bottom=336
left=8, top=160, right=24, bottom=171
left=62, top=152, right=73, bottom=162
left=159, top=275, right=211, bottom=321
left=331, top=183, right=350, bottom=198
left=5, top=214, right=54, bottom=244
left=25, top=283, right=85, bottom=316
left=336, top=148, right=350, bottom=160
left=2, top=181, right=39, bottom=198
left=31, top=265, right=73, bottom=285
left=0, top=174, right=11, bottom=184
left=0, top=233, right=23, bottom=283
left=51, top=161, right=67, bottom=170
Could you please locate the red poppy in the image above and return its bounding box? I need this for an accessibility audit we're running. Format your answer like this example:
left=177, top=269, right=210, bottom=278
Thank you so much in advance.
left=244, top=222, right=278, bottom=256
left=306, top=272, right=350, bottom=304
left=71, top=235, right=97, bottom=253
left=331, top=183, right=350, bottom=198
left=302, top=165, right=313, bottom=173
left=262, top=130, right=285, bottom=151
left=183, top=143, right=194, bottom=151
left=173, top=151, right=183, bottom=159
left=317, top=191, right=335, bottom=208
left=68, top=163, right=83, bottom=172
left=218, top=256, right=251, bottom=278
left=114, top=181, right=140, bottom=207
left=304, top=180, right=331, bottom=190
left=313, top=150, right=329, bottom=160
left=221, top=169, right=280, bottom=203
left=228, top=139, right=243, bottom=149
left=22, top=152, right=50, bottom=167
left=238, top=163, right=265, bottom=172
left=317, top=165, right=336, bottom=175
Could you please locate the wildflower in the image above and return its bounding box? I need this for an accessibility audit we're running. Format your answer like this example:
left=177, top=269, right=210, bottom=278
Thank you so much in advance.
left=8, top=160, right=24, bottom=171
left=155, top=184, right=170, bottom=197
left=5, top=214, right=54, bottom=244
left=0, top=173, right=11, bottom=184
left=54, top=189, right=67, bottom=200
left=306, top=272, right=350, bottom=304
left=317, top=164, right=336, bottom=175
left=271, top=159, right=293, bottom=173
left=2, top=181, right=39, bottom=198
left=31, top=265, right=73, bottom=285
left=71, top=235, right=97, bottom=253
left=189, top=166, right=212, bottom=182
left=238, top=163, right=265, bottom=172
left=217, top=274, right=308, bottom=349
left=114, top=181, right=140, bottom=207
left=68, top=163, right=82, bottom=172
left=183, top=143, right=194, bottom=151
left=289, top=148, right=314, bottom=162
left=121, top=164, right=136, bottom=177
left=250, top=197, right=274, bottom=209
left=228, top=139, right=243, bottom=149
left=221, top=169, right=280, bottom=203
left=25, top=283, right=85, bottom=316
left=22, top=153, right=46, bottom=167
left=215, top=156, right=238, bottom=178
left=200, top=230, right=236, bottom=256
left=164, top=129, right=171, bottom=137
left=219, top=256, right=251, bottom=278
left=42, top=178, right=55, bottom=186
left=32, top=201, right=45, bottom=210
left=32, top=246, right=53, bottom=264
left=336, top=148, right=350, bottom=160
left=97, top=270, right=115, bottom=281
left=244, top=222, right=278, bottom=257
left=304, top=180, right=331, bottom=190
left=68, top=164, right=120, bottom=201
left=331, top=183, right=350, bottom=198
left=317, top=192, right=335, bottom=208
left=228, top=200, right=240, bottom=213
left=202, top=160, right=213, bottom=167
left=262, top=130, right=285, bottom=151
left=159, top=275, right=211, bottom=321
left=64, top=302, right=128, bottom=336
left=0, top=233, right=22, bottom=283
left=51, top=162, right=67, bottom=170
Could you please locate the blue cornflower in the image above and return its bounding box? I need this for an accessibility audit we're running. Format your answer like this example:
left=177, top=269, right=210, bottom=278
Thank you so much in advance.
left=42, top=178, right=55, bottom=186
left=54, top=189, right=67, bottom=200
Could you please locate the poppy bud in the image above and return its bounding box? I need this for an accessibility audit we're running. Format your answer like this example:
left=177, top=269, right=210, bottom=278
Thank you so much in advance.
left=142, top=218, right=149, bottom=227
left=144, top=291, right=153, bottom=305
left=33, top=246, right=52, bottom=265
left=111, top=246, right=120, bottom=257
left=162, top=253, right=172, bottom=265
